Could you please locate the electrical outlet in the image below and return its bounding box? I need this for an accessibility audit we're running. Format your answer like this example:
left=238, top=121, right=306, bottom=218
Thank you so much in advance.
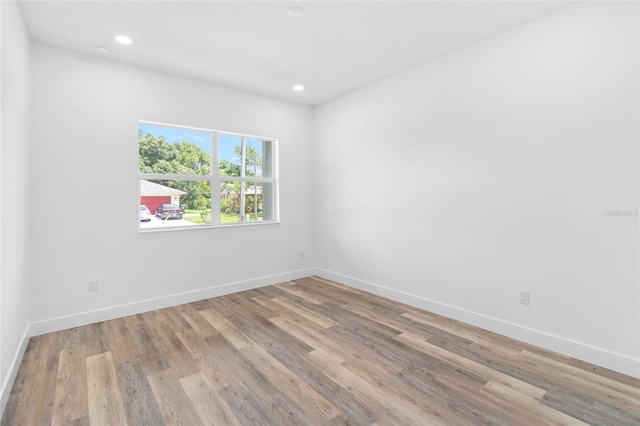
left=89, top=279, right=99, bottom=293
left=519, top=290, right=530, bottom=305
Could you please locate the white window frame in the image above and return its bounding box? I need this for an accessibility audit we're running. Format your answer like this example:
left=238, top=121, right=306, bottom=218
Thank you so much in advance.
left=139, top=120, right=279, bottom=231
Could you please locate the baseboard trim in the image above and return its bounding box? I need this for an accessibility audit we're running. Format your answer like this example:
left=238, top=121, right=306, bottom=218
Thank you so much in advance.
left=29, top=268, right=315, bottom=337
left=314, top=268, right=640, bottom=379
left=0, top=323, right=31, bottom=417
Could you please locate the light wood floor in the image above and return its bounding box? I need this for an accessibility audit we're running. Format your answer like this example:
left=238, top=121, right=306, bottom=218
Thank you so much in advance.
left=2, top=276, right=639, bottom=425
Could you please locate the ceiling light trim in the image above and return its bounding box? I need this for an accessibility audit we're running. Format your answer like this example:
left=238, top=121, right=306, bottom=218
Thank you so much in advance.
left=286, top=6, right=303, bottom=17
left=115, top=35, right=132, bottom=45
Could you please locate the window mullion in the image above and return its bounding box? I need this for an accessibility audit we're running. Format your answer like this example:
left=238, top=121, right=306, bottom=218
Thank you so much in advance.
left=240, top=137, right=246, bottom=222
left=211, top=132, right=221, bottom=226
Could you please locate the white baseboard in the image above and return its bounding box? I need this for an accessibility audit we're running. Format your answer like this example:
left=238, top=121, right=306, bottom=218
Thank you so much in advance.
left=314, top=268, right=640, bottom=380
left=0, top=323, right=31, bottom=417
left=29, top=268, right=315, bottom=337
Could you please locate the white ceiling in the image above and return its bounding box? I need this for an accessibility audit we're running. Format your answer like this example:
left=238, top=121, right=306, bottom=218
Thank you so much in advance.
left=18, top=1, right=571, bottom=106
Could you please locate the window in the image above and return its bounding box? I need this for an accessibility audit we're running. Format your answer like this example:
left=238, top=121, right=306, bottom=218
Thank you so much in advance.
left=139, top=121, right=278, bottom=230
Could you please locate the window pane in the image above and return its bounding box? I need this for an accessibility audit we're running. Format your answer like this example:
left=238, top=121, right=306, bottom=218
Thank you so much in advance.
left=219, top=181, right=266, bottom=223
left=244, top=182, right=261, bottom=222
left=220, top=180, right=241, bottom=223
left=139, top=124, right=211, bottom=176
left=218, top=134, right=273, bottom=179
left=261, top=140, right=273, bottom=179
left=260, top=182, right=275, bottom=221
left=244, top=138, right=265, bottom=179
left=140, top=179, right=211, bottom=228
left=219, top=134, right=242, bottom=177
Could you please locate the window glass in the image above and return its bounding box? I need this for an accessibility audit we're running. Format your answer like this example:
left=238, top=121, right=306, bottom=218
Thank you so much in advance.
left=139, top=122, right=277, bottom=231
left=218, top=135, right=273, bottom=178
left=140, top=179, right=212, bottom=228
left=139, top=123, right=211, bottom=176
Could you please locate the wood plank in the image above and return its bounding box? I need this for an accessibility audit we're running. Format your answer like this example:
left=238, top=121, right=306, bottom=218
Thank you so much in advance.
left=147, top=369, right=202, bottom=426
left=273, top=282, right=327, bottom=304
left=541, top=390, right=640, bottom=425
left=115, top=359, right=165, bottom=425
left=86, top=351, right=128, bottom=426
left=402, top=310, right=521, bottom=355
left=205, top=332, right=323, bottom=425
left=142, top=309, right=200, bottom=378
left=227, top=292, right=281, bottom=318
left=226, top=310, right=315, bottom=356
left=158, top=306, right=194, bottom=332
left=218, top=382, right=278, bottom=426
left=296, top=276, right=408, bottom=315
left=481, top=379, right=588, bottom=425
left=198, top=308, right=254, bottom=349
left=567, top=357, right=640, bottom=387
left=396, top=365, right=517, bottom=425
left=179, top=372, right=242, bottom=426
left=395, top=332, right=546, bottom=400
left=247, top=337, right=379, bottom=425
left=269, top=296, right=338, bottom=328
left=174, top=304, right=218, bottom=338
left=268, top=315, right=346, bottom=359
left=123, top=315, right=169, bottom=376
left=102, top=318, right=136, bottom=364
left=342, top=302, right=433, bottom=339
left=11, top=333, right=61, bottom=426
left=59, top=327, right=86, bottom=351
left=240, top=343, right=340, bottom=423
left=52, top=347, right=88, bottom=425
left=518, top=349, right=640, bottom=411
left=176, top=328, right=238, bottom=390
left=84, top=322, right=110, bottom=357
left=305, top=348, right=437, bottom=425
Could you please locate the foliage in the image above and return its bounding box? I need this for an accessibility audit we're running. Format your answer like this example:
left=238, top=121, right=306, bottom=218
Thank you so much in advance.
left=220, top=197, right=238, bottom=214
left=245, top=195, right=263, bottom=213
left=200, top=209, right=211, bottom=224
left=234, top=144, right=262, bottom=177
left=139, top=131, right=211, bottom=209
left=219, top=159, right=240, bottom=177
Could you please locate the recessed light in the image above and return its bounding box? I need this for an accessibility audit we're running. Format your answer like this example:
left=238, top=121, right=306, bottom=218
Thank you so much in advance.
left=115, top=35, right=132, bottom=45
left=96, top=47, right=110, bottom=54
left=287, top=6, right=303, bottom=17
left=293, top=84, right=305, bottom=92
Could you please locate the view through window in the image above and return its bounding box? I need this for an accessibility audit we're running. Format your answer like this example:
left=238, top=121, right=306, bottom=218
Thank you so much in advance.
left=139, top=122, right=278, bottom=230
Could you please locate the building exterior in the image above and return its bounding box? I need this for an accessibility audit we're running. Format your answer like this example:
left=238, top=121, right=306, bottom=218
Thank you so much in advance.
left=140, top=180, right=186, bottom=214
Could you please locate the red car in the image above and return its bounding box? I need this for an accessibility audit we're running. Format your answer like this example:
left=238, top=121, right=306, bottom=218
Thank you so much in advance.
left=155, top=204, right=184, bottom=220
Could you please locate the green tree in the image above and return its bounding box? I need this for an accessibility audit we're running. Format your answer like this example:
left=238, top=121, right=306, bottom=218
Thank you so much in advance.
left=139, top=132, right=212, bottom=209
left=178, top=142, right=210, bottom=175
left=219, top=159, right=240, bottom=177
left=233, top=144, right=262, bottom=177
left=138, top=132, right=179, bottom=173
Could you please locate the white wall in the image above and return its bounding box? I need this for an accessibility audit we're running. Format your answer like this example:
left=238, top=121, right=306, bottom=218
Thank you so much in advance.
left=0, top=0, right=31, bottom=406
left=313, top=2, right=639, bottom=377
left=29, top=44, right=314, bottom=329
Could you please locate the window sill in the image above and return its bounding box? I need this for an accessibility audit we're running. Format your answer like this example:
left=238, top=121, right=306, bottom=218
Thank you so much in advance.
left=138, top=220, right=280, bottom=233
